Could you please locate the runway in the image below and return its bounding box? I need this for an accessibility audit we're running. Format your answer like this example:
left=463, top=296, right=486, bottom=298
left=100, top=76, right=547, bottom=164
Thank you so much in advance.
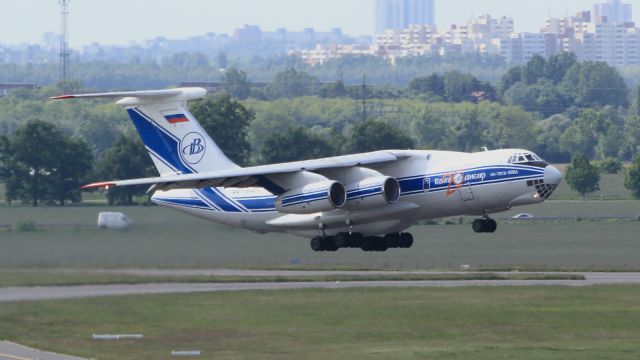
left=0, top=272, right=639, bottom=302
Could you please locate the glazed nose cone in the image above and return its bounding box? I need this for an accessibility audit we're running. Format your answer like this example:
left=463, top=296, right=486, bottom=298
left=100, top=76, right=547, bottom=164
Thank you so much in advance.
left=544, top=165, right=563, bottom=185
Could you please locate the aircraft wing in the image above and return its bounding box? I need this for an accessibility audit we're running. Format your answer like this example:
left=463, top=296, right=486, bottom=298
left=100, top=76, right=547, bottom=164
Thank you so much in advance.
left=84, top=151, right=403, bottom=193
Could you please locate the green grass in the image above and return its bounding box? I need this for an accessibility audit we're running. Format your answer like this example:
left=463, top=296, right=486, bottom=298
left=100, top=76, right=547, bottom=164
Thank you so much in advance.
left=1, top=286, right=640, bottom=359
left=0, top=270, right=584, bottom=287
left=0, top=202, right=639, bottom=270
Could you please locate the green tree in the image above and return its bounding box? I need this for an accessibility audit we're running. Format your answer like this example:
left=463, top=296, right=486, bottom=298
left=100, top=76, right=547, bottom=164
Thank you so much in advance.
left=49, top=137, right=93, bottom=206
left=443, top=71, right=496, bottom=103
left=0, top=135, right=10, bottom=179
left=625, top=157, right=640, bottom=199
left=561, top=61, right=629, bottom=108
left=94, top=134, right=155, bottom=205
left=623, top=115, right=640, bottom=159
left=222, top=67, right=251, bottom=100
left=596, top=125, right=623, bottom=159
left=498, top=66, right=522, bottom=96
left=266, top=68, right=319, bottom=99
left=560, top=109, right=607, bottom=159
left=344, top=119, right=414, bottom=153
left=453, top=106, right=486, bottom=152
left=189, top=94, right=253, bottom=165
left=534, top=114, right=573, bottom=163
left=544, top=52, right=577, bottom=84
left=565, top=155, right=601, bottom=200
left=599, top=158, right=623, bottom=174
left=259, top=126, right=335, bottom=163
left=1, top=120, right=92, bottom=206
left=319, top=81, right=347, bottom=98
left=409, top=74, right=445, bottom=98
left=4, top=120, right=64, bottom=206
left=633, top=84, right=640, bottom=116
left=522, top=54, right=546, bottom=85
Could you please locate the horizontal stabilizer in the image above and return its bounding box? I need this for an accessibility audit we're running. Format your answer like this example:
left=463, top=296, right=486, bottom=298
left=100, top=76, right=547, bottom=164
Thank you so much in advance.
left=51, top=87, right=207, bottom=101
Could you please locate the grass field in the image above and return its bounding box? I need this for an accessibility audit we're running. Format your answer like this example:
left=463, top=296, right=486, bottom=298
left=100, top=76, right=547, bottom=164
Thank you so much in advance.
left=1, top=286, right=640, bottom=359
left=1, top=202, right=639, bottom=270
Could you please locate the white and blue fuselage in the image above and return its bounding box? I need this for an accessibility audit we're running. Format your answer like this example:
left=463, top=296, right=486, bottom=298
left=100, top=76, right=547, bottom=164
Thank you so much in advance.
left=152, top=149, right=562, bottom=238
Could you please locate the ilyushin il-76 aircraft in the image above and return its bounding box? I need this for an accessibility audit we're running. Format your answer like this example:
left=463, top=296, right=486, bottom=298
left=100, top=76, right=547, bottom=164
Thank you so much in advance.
left=53, top=88, right=563, bottom=252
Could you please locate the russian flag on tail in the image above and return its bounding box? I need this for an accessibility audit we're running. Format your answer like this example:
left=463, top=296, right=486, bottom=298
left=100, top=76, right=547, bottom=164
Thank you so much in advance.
left=165, top=114, right=189, bottom=124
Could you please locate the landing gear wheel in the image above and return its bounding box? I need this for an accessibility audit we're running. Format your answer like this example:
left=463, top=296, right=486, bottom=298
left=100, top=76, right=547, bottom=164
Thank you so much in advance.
left=310, top=236, right=338, bottom=252
left=375, top=237, right=389, bottom=252
left=348, top=233, right=364, bottom=248
left=486, top=219, right=498, bottom=233
left=472, top=219, right=485, bottom=233
left=472, top=219, right=498, bottom=233
left=384, top=234, right=400, bottom=248
left=399, top=233, right=414, bottom=248
left=310, top=237, right=323, bottom=251
left=334, top=233, right=350, bottom=248
left=322, top=236, right=338, bottom=252
left=360, top=236, right=388, bottom=252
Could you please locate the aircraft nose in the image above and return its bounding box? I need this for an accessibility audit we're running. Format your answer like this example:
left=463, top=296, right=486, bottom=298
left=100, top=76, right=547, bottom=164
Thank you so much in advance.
left=544, top=165, right=563, bottom=185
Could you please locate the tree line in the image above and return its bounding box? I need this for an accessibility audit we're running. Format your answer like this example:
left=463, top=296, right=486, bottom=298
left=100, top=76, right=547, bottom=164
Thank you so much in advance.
left=3, top=53, right=640, bottom=205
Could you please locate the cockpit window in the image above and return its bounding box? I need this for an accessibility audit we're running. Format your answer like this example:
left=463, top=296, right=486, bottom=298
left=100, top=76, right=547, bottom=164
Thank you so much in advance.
left=508, top=152, right=547, bottom=168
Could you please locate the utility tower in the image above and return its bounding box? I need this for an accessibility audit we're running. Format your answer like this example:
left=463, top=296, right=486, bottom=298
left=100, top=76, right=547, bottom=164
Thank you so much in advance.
left=59, top=0, right=70, bottom=81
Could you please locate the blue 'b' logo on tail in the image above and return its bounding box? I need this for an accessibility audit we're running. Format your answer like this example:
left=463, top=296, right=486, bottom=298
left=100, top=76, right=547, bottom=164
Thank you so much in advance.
left=180, top=132, right=206, bottom=165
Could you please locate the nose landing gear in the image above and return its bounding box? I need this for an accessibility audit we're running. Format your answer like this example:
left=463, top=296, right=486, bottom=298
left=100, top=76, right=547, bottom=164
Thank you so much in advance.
left=472, top=218, right=497, bottom=233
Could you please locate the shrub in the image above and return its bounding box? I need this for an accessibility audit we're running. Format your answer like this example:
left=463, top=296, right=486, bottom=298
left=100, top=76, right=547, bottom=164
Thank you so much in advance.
left=598, top=158, right=623, bottom=174
left=15, top=220, right=37, bottom=232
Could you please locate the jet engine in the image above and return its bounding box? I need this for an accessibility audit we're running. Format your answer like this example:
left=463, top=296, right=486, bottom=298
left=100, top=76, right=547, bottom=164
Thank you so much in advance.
left=275, top=181, right=346, bottom=214
left=344, top=176, right=401, bottom=210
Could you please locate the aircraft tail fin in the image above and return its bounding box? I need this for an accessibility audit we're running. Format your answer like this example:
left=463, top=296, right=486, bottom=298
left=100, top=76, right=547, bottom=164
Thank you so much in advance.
left=53, top=88, right=239, bottom=176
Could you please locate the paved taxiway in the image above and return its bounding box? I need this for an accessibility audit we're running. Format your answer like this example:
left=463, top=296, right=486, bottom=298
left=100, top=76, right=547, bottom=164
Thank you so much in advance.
left=0, top=272, right=639, bottom=302
left=0, top=341, right=85, bottom=360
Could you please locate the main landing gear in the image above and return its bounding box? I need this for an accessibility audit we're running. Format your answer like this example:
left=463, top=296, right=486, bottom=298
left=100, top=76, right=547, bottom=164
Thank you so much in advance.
left=310, top=232, right=414, bottom=252
left=472, top=217, right=497, bottom=233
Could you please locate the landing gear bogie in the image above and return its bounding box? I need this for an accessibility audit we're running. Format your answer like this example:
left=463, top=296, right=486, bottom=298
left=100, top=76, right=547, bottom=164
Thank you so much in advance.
left=472, top=218, right=498, bottom=233
left=310, top=232, right=414, bottom=252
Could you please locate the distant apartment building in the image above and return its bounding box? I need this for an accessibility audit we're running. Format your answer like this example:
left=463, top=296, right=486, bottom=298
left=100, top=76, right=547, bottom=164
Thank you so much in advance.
left=375, top=0, right=435, bottom=34
left=593, top=0, right=632, bottom=23
left=542, top=1, right=640, bottom=67
left=232, top=25, right=365, bottom=47
left=561, top=21, right=640, bottom=66
left=500, top=33, right=558, bottom=64
left=233, top=25, right=263, bottom=42
left=292, top=0, right=640, bottom=67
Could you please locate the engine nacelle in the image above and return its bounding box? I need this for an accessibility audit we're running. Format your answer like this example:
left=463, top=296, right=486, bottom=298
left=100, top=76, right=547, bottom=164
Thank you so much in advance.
left=276, top=181, right=346, bottom=215
left=344, top=176, right=401, bottom=210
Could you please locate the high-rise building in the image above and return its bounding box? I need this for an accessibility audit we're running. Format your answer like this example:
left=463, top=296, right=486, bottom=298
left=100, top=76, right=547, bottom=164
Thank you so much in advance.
left=375, top=0, right=435, bottom=34
left=593, top=0, right=632, bottom=23
left=405, top=0, right=435, bottom=28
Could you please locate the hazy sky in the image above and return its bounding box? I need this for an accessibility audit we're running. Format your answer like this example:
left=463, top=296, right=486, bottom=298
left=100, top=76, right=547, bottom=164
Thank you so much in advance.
left=0, top=0, right=617, bottom=47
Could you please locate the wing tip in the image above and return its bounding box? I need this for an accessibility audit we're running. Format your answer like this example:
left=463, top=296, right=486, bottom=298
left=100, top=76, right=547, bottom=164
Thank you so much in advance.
left=82, top=181, right=115, bottom=190
left=50, top=95, right=76, bottom=100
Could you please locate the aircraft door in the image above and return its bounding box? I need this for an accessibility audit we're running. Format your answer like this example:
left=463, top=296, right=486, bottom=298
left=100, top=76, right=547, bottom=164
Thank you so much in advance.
left=458, top=182, right=475, bottom=201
